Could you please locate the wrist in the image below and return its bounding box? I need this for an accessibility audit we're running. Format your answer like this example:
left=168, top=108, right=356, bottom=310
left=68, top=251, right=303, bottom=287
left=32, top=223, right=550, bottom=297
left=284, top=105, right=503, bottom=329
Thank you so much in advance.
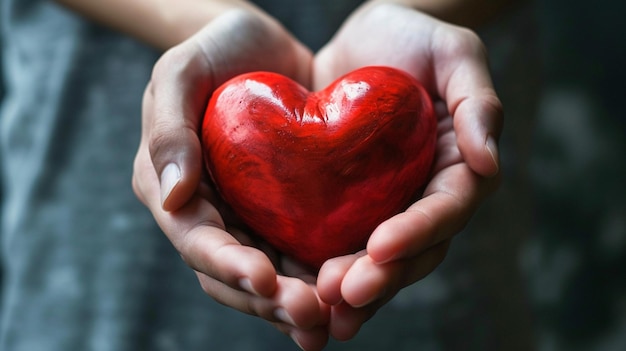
left=152, top=0, right=273, bottom=50
left=54, top=0, right=265, bottom=50
left=366, top=0, right=520, bottom=28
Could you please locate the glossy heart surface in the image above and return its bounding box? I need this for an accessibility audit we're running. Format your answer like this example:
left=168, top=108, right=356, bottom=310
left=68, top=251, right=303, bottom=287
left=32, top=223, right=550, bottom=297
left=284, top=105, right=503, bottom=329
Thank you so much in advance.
left=202, top=66, right=437, bottom=270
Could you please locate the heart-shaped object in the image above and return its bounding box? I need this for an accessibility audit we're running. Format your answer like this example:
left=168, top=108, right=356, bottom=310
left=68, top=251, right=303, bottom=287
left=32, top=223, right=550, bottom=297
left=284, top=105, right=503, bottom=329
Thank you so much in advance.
left=202, top=66, right=437, bottom=270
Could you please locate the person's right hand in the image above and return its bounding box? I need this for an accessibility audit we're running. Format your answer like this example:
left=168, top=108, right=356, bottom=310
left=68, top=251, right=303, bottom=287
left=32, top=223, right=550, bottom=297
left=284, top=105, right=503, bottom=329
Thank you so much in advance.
left=132, top=8, right=331, bottom=351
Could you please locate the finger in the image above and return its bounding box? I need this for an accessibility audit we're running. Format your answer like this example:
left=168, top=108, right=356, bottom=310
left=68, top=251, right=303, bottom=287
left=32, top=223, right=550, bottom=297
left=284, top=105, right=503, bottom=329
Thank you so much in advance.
left=328, top=300, right=378, bottom=341
left=134, top=136, right=278, bottom=297
left=430, top=104, right=462, bottom=174
left=179, top=219, right=279, bottom=297
left=453, top=92, right=503, bottom=177
left=272, top=290, right=331, bottom=351
left=433, top=27, right=504, bottom=177
left=146, top=43, right=210, bottom=211
left=341, top=240, right=451, bottom=308
left=317, top=251, right=366, bottom=305
left=198, top=274, right=323, bottom=330
left=327, top=241, right=450, bottom=341
left=272, top=323, right=329, bottom=351
left=156, top=186, right=278, bottom=298
left=367, top=163, right=497, bottom=263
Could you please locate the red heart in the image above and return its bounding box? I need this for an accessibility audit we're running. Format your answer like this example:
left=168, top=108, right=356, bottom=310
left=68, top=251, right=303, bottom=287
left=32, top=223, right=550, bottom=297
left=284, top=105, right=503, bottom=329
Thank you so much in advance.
left=202, top=66, right=437, bottom=270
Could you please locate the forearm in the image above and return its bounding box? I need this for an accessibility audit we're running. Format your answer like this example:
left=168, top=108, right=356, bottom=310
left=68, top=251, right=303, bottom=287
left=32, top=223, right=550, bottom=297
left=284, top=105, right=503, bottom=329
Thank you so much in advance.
left=370, top=0, right=522, bottom=28
left=54, top=0, right=262, bottom=50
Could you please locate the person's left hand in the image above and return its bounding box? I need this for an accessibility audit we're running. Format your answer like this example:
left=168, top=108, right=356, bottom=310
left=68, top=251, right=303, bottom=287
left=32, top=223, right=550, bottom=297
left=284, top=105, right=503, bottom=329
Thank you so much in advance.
left=312, top=2, right=503, bottom=340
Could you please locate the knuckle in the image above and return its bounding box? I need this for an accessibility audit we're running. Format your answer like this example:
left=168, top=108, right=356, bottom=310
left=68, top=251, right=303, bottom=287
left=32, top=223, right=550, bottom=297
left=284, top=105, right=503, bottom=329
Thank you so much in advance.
left=443, top=26, right=487, bottom=59
left=147, top=126, right=172, bottom=162
left=151, top=45, right=189, bottom=84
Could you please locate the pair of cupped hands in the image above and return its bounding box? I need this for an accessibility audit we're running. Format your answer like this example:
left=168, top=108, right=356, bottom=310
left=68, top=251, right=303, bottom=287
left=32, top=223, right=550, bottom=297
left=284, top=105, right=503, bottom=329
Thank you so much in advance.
left=133, top=2, right=502, bottom=350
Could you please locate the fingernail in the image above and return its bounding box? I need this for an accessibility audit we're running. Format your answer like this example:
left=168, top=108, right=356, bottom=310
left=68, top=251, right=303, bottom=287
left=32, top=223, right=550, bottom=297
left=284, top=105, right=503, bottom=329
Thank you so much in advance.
left=485, top=135, right=500, bottom=176
left=352, top=287, right=387, bottom=308
left=290, top=332, right=304, bottom=350
left=274, top=308, right=296, bottom=327
left=238, top=278, right=261, bottom=296
left=160, top=163, right=181, bottom=207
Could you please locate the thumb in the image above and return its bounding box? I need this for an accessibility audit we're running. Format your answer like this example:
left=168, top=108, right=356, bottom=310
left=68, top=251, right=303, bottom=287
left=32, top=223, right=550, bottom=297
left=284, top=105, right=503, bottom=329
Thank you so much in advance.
left=144, top=10, right=314, bottom=211
left=145, top=44, right=211, bottom=211
left=434, top=28, right=504, bottom=177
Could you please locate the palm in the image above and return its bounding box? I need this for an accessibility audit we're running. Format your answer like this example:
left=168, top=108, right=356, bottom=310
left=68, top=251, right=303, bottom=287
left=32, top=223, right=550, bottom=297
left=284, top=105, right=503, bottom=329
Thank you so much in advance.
left=313, top=4, right=436, bottom=90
